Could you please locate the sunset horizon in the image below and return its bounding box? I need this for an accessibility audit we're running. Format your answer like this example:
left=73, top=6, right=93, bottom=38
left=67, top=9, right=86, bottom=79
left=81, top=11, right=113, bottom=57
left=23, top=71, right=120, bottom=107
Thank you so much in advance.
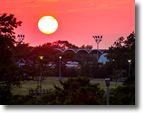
left=0, top=0, right=135, bottom=49
left=0, top=0, right=136, bottom=106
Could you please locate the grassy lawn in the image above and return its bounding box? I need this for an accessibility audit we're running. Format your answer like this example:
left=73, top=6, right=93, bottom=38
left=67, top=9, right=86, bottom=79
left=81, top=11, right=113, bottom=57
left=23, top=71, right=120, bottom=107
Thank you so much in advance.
left=90, top=79, right=122, bottom=92
left=12, top=77, right=123, bottom=95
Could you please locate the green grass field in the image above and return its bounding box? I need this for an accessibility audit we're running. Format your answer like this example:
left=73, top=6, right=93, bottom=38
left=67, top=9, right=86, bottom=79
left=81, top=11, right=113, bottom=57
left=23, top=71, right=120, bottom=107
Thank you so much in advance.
left=12, top=77, right=123, bottom=95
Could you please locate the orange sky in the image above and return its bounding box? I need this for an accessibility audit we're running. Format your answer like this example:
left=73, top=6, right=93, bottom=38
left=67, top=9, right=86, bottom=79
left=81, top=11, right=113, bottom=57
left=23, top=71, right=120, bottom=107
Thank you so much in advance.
left=0, top=0, right=135, bottom=49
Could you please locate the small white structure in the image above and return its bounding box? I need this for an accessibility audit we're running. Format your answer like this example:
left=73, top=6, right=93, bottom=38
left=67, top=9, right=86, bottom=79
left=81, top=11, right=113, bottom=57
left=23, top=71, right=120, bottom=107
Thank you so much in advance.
left=66, top=61, right=79, bottom=68
left=98, top=53, right=109, bottom=64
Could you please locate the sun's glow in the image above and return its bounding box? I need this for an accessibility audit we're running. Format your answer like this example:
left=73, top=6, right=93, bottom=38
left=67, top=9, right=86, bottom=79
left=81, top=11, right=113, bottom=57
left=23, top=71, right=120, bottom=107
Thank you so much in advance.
left=38, top=16, right=58, bottom=34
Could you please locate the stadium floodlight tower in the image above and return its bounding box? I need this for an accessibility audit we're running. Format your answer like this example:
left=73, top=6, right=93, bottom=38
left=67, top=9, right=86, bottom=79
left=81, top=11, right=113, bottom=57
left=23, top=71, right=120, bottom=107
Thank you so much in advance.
left=17, top=34, right=25, bottom=42
left=93, top=35, right=103, bottom=61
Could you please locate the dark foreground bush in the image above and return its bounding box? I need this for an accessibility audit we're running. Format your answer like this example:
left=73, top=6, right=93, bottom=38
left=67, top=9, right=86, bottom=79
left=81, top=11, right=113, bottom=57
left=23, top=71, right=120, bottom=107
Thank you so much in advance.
left=9, top=77, right=106, bottom=105
left=109, top=85, right=135, bottom=105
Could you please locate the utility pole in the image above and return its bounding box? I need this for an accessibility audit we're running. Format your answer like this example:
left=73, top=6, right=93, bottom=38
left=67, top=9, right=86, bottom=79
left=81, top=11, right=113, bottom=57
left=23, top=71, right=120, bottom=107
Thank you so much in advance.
left=59, top=56, right=62, bottom=81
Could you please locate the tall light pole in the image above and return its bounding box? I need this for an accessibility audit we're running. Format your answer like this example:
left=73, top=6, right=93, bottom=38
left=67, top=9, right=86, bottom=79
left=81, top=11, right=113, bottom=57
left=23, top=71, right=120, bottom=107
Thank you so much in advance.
left=39, top=56, right=44, bottom=96
left=105, top=78, right=110, bottom=105
left=128, top=59, right=132, bottom=76
left=59, top=56, right=62, bottom=81
left=93, top=35, right=103, bottom=61
left=112, top=59, right=115, bottom=78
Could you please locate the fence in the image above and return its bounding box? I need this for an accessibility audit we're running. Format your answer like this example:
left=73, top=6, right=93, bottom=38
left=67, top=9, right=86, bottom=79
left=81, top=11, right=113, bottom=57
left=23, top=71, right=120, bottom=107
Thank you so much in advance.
left=29, top=89, right=50, bottom=96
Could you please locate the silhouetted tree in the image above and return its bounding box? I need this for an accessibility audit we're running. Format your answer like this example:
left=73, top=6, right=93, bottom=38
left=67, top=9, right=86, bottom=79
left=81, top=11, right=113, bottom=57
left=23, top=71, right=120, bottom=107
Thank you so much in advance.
left=51, top=40, right=78, bottom=49
left=80, top=45, right=93, bottom=50
left=106, top=31, right=135, bottom=75
left=0, top=13, right=22, bottom=85
left=106, top=32, right=135, bottom=105
left=0, top=13, right=22, bottom=104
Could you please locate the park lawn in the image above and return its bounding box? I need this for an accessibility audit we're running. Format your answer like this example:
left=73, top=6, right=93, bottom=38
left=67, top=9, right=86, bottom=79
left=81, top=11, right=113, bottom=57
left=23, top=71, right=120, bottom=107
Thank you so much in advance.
left=90, top=78, right=123, bottom=91
left=12, top=77, right=123, bottom=95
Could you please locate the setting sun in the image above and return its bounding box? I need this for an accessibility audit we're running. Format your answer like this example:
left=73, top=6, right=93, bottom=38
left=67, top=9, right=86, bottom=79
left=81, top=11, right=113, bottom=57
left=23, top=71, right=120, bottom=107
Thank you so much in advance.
left=38, top=16, right=58, bottom=34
